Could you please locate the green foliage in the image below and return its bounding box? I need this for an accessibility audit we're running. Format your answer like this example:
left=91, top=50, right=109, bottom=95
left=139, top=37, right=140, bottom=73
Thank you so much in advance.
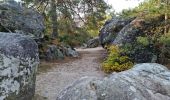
left=58, top=33, right=89, bottom=46
left=137, top=36, right=149, bottom=46
left=119, top=0, right=170, bottom=20
left=117, top=0, right=170, bottom=64
left=119, top=9, right=138, bottom=18
left=84, top=13, right=108, bottom=37
left=21, top=0, right=111, bottom=44
left=102, top=45, right=133, bottom=73
left=58, top=28, right=90, bottom=46
left=83, top=1, right=111, bottom=37
left=123, top=42, right=156, bottom=63
left=155, top=33, right=170, bottom=64
left=159, top=34, right=170, bottom=46
left=43, top=8, right=91, bottom=46
left=121, top=34, right=170, bottom=63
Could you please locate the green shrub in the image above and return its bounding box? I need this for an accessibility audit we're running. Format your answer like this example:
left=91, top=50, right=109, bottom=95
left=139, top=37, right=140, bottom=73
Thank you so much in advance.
left=159, top=34, right=170, bottom=46
left=122, top=36, right=158, bottom=63
left=102, top=45, right=133, bottom=73
left=157, top=34, right=170, bottom=63
left=136, top=36, right=149, bottom=46
left=59, top=32, right=90, bottom=47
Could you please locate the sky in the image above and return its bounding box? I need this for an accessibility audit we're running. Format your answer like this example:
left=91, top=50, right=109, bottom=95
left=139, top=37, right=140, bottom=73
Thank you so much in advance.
left=105, top=0, right=145, bottom=13
left=13, top=0, right=144, bottom=13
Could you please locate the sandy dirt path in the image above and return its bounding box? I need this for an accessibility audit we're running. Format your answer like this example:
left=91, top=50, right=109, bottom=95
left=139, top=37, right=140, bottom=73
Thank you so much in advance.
left=34, top=47, right=107, bottom=100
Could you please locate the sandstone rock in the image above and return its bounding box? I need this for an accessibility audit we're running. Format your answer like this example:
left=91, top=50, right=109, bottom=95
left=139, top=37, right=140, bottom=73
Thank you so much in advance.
left=65, top=47, right=79, bottom=58
left=0, top=2, right=45, bottom=39
left=113, top=18, right=145, bottom=45
left=99, top=17, right=133, bottom=47
left=112, top=18, right=158, bottom=63
left=0, top=32, right=39, bottom=100
left=87, top=37, right=100, bottom=48
left=57, top=63, right=170, bottom=100
left=44, top=44, right=79, bottom=61
left=59, top=44, right=79, bottom=58
left=45, top=45, right=64, bottom=61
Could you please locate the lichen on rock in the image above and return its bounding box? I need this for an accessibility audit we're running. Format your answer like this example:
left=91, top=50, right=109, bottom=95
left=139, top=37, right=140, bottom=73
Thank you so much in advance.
left=0, top=33, right=39, bottom=100
left=0, top=2, right=45, bottom=39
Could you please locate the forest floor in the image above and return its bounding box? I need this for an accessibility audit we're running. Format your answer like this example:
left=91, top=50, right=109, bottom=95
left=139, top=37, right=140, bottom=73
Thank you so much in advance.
left=34, top=47, right=107, bottom=100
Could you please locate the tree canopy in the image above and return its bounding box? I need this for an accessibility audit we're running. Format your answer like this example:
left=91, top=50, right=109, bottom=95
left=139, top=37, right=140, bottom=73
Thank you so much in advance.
left=20, top=0, right=111, bottom=40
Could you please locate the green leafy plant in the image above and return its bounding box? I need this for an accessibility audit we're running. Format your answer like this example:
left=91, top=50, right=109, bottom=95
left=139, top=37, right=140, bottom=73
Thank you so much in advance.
left=102, top=45, right=133, bottom=73
left=137, top=36, right=149, bottom=46
left=157, top=33, right=170, bottom=63
left=159, top=34, right=170, bottom=46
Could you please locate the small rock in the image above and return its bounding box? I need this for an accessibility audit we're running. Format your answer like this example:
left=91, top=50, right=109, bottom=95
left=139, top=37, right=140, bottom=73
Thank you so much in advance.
left=66, top=47, right=79, bottom=58
left=45, top=45, right=64, bottom=61
left=86, top=37, right=100, bottom=48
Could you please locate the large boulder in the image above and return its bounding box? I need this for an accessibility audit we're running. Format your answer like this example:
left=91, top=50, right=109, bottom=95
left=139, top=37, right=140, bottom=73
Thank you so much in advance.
left=100, top=17, right=160, bottom=63
left=0, top=1, right=45, bottom=39
left=99, top=17, right=133, bottom=47
left=57, top=63, right=170, bottom=100
left=100, top=16, right=163, bottom=47
left=113, top=18, right=145, bottom=45
left=0, top=33, right=39, bottom=100
left=112, top=17, right=164, bottom=63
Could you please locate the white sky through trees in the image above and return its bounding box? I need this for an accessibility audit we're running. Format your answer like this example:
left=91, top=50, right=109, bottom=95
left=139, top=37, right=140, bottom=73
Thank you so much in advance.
left=13, top=0, right=144, bottom=13
left=105, top=0, right=144, bottom=12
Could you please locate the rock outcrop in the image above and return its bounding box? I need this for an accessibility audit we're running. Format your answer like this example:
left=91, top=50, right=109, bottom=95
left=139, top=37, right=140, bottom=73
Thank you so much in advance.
left=99, top=17, right=133, bottom=47
left=57, top=63, right=170, bottom=100
left=113, top=18, right=145, bottom=45
left=99, top=16, right=166, bottom=63
left=0, top=33, right=39, bottom=100
left=0, top=2, right=45, bottom=39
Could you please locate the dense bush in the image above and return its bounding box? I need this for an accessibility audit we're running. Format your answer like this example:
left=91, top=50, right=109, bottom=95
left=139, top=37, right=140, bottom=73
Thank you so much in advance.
left=122, top=36, right=157, bottom=63
left=59, top=32, right=90, bottom=47
left=157, top=34, right=170, bottom=63
left=136, top=36, right=149, bottom=46
left=102, top=45, right=133, bottom=73
left=121, top=34, right=170, bottom=64
left=159, top=34, right=170, bottom=46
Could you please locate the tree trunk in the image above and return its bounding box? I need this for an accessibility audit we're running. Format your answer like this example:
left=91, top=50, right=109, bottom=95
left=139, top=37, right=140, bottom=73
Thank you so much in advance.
left=165, top=13, right=168, bottom=34
left=50, top=0, right=58, bottom=38
left=164, top=0, right=169, bottom=35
